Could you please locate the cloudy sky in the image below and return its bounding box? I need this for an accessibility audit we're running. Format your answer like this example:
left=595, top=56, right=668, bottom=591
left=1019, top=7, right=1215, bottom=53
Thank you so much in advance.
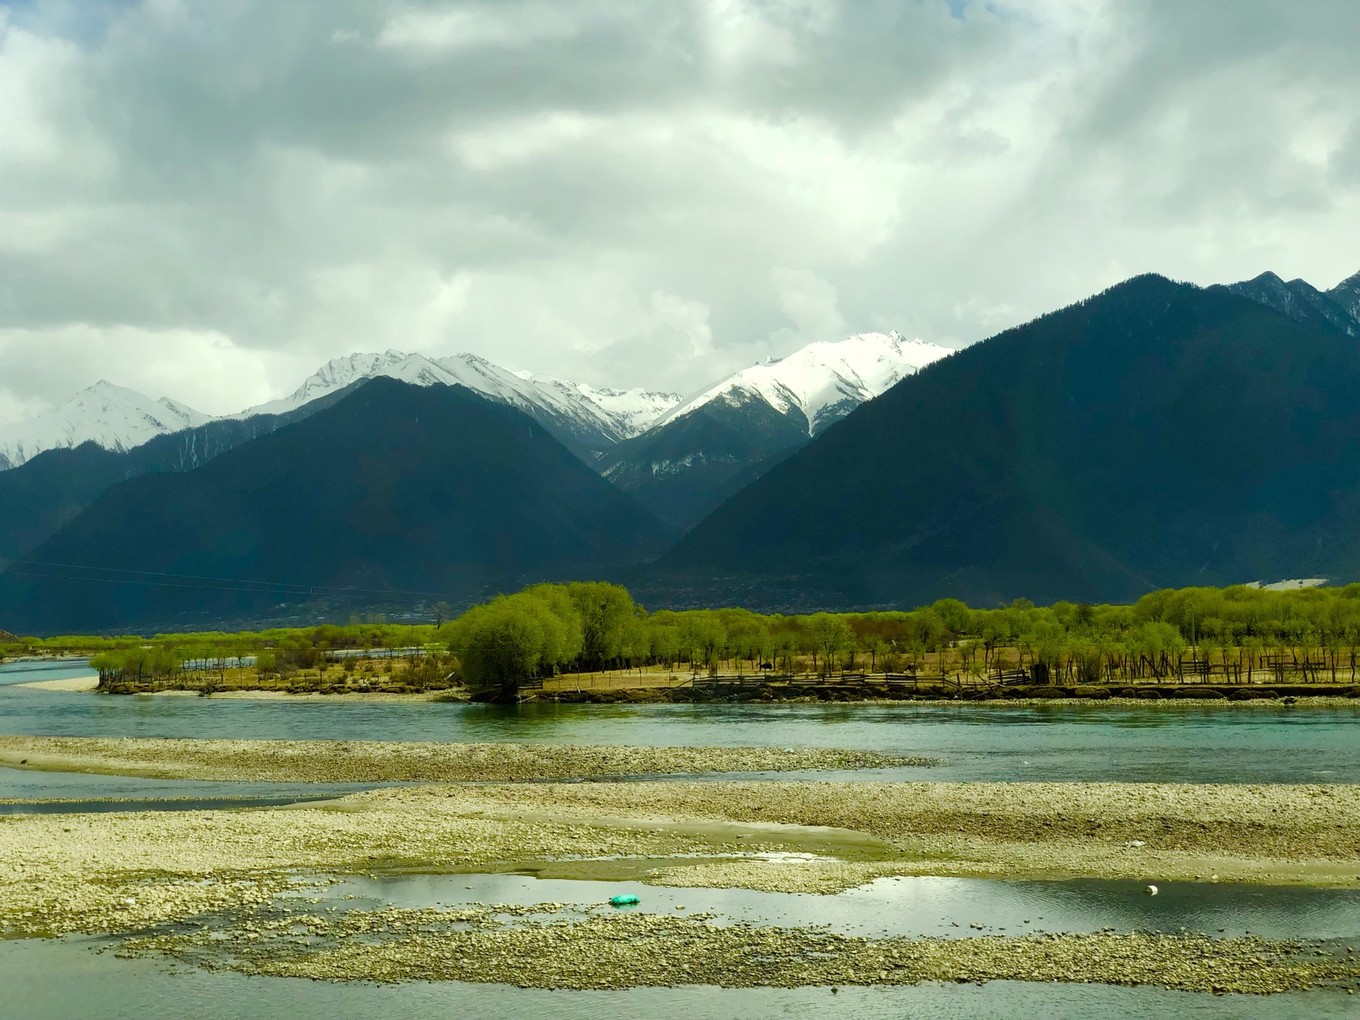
left=0, top=0, right=1356, bottom=421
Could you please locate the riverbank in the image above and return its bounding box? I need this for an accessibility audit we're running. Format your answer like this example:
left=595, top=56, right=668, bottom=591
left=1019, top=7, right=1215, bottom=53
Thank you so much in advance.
left=15, top=675, right=99, bottom=692
left=19, top=672, right=1360, bottom=709
left=529, top=681, right=1360, bottom=704
left=15, top=676, right=464, bottom=700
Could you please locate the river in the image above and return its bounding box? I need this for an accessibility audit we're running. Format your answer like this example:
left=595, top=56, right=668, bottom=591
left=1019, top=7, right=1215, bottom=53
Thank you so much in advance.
left=3, top=659, right=1359, bottom=786
left=3, top=658, right=1360, bottom=1016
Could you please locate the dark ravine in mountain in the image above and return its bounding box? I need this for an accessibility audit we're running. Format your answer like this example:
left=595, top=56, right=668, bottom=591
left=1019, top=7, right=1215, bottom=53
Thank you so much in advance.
left=0, top=380, right=671, bottom=634
left=599, top=396, right=813, bottom=530
left=647, top=274, right=1360, bottom=610
left=0, top=383, right=362, bottom=561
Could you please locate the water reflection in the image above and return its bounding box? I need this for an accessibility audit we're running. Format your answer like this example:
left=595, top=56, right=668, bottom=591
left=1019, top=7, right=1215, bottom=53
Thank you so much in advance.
left=330, top=872, right=1360, bottom=942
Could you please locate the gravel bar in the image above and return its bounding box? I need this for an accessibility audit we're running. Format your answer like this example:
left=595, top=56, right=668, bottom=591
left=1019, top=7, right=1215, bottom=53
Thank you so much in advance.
left=0, top=736, right=928, bottom=782
left=123, top=902, right=1360, bottom=995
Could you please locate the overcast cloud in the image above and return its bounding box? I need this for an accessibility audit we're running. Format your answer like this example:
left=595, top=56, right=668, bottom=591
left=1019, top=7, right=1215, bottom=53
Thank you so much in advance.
left=0, top=0, right=1356, bottom=419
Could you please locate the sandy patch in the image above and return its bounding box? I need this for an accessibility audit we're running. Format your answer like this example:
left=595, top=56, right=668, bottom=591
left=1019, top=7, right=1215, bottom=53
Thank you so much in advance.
left=15, top=675, right=99, bottom=692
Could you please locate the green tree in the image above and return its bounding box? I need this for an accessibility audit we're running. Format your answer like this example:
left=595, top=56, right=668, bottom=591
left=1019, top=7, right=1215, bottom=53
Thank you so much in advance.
left=447, top=591, right=583, bottom=696
left=565, top=582, right=636, bottom=669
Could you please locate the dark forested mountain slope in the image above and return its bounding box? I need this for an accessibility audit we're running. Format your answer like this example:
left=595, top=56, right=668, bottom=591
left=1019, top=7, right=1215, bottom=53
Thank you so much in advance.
left=1, top=379, right=671, bottom=633
left=0, top=385, right=361, bottom=561
left=653, top=274, right=1360, bottom=609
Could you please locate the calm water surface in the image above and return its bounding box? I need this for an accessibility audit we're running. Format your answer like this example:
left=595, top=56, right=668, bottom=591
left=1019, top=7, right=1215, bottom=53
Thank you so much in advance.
left=334, top=872, right=1360, bottom=942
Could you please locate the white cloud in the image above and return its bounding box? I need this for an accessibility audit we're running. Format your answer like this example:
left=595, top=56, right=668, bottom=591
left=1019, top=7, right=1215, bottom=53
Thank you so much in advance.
left=0, top=325, right=309, bottom=418
left=0, top=0, right=1355, bottom=421
left=376, top=3, right=577, bottom=54
left=771, top=267, right=845, bottom=345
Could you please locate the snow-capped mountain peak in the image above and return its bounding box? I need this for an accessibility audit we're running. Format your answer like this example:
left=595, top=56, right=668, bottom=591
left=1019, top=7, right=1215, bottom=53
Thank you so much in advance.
left=240, top=350, right=446, bottom=417
left=0, top=381, right=210, bottom=470
left=654, top=330, right=952, bottom=436
left=234, top=349, right=683, bottom=455
left=0, top=333, right=938, bottom=475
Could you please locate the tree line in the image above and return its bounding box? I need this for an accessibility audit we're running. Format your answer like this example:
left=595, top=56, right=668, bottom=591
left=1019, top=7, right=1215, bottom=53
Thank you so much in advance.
left=441, top=581, right=1360, bottom=694
left=8, top=581, right=1360, bottom=694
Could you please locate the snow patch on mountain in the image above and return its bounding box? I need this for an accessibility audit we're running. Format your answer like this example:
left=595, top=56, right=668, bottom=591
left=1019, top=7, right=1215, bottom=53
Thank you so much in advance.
left=0, top=381, right=209, bottom=470
left=653, top=331, right=953, bottom=437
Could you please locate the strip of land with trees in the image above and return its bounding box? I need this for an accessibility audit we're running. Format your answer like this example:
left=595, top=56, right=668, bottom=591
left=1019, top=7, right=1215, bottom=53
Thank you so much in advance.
left=5, top=582, right=1360, bottom=702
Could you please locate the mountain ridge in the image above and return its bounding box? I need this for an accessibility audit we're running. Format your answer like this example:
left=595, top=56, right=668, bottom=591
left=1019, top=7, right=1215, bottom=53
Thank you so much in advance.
left=649, top=273, right=1360, bottom=608
left=0, top=331, right=952, bottom=473
left=237, top=349, right=684, bottom=460
left=0, top=383, right=364, bottom=560
left=0, top=379, right=672, bottom=634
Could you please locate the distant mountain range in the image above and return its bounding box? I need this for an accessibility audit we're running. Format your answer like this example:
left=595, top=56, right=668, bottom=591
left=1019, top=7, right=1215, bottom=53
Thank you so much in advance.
left=1226, top=270, right=1360, bottom=337
left=0, top=351, right=682, bottom=472
left=0, top=332, right=945, bottom=559
left=0, top=333, right=947, bottom=477
left=0, top=385, right=362, bottom=559
left=236, top=350, right=682, bottom=461
left=3, top=268, right=1358, bottom=633
left=0, top=380, right=671, bottom=633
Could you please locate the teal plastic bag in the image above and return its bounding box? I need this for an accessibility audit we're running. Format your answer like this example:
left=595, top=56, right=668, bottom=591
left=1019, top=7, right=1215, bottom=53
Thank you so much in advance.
left=608, top=894, right=640, bottom=907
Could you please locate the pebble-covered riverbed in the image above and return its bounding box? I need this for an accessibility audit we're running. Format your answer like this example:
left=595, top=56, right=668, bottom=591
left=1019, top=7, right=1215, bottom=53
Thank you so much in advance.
left=2, top=735, right=1359, bottom=1002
